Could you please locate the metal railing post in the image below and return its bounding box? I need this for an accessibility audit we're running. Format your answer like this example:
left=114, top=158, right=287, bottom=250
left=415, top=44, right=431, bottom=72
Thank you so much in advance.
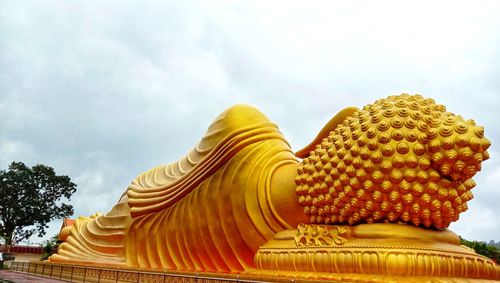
left=6, top=262, right=306, bottom=283
left=69, top=265, right=74, bottom=282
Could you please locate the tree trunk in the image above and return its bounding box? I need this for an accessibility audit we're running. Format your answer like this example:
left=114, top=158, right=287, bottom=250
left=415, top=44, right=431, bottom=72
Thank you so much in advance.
left=2, top=229, right=14, bottom=246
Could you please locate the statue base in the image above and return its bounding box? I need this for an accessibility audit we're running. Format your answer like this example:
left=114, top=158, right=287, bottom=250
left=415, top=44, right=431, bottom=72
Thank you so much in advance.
left=251, top=223, right=500, bottom=281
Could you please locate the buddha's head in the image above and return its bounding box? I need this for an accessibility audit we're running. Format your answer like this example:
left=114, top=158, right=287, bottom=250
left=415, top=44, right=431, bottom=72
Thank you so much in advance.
left=295, top=94, right=490, bottom=229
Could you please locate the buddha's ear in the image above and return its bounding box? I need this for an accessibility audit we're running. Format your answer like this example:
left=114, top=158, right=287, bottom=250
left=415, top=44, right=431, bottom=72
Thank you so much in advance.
left=295, top=106, right=359, bottom=159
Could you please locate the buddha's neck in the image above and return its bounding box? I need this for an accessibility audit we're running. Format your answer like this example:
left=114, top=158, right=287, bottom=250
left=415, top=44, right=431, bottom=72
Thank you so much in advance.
left=269, top=162, right=309, bottom=229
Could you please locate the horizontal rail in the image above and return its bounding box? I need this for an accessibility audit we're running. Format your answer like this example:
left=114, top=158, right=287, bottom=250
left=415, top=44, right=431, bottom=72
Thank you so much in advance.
left=9, top=261, right=287, bottom=283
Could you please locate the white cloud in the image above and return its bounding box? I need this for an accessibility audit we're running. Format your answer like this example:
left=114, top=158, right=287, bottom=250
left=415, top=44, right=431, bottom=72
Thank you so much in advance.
left=1, top=0, right=500, bottom=244
left=452, top=150, right=500, bottom=241
left=0, top=139, right=36, bottom=167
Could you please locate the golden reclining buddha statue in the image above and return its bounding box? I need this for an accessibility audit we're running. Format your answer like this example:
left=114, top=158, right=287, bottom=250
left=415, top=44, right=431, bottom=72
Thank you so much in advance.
left=50, top=94, right=500, bottom=281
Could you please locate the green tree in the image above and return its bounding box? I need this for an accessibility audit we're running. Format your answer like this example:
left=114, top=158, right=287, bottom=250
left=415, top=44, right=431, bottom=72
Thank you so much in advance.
left=460, top=237, right=500, bottom=263
left=0, top=161, right=76, bottom=246
left=41, top=234, right=59, bottom=260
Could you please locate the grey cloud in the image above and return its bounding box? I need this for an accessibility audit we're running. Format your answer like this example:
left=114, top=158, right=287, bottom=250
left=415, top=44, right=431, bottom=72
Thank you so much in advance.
left=1, top=0, right=500, bottom=243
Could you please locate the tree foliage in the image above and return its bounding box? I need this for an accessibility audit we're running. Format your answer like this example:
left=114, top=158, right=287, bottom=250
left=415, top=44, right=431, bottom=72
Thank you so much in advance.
left=460, top=237, right=500, bottom=263
left=41, top=234, right=60, bottom=260
left=0, top=161, right=76, bottom=245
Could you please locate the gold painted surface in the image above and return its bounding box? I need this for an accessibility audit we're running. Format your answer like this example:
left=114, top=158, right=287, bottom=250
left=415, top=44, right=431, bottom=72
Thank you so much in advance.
left=49, top=94, right=499, bottom=281
left=51, top=203, right=131, bottom=265
left=51, top=104, right=306, bottom=270
left=254, top=223, right=500, bottom=280
left=296, top=94, right=490, bottom=229
left=14, top=260, right=499, bottom=283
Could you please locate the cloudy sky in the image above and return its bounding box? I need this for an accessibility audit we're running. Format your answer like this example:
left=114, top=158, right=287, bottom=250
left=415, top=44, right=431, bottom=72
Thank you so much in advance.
left=1, top=1, right=499, bottom=244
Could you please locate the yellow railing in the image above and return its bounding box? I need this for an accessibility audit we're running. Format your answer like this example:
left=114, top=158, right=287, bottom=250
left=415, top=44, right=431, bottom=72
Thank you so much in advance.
left=9, top=261, right=293, bottom=283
